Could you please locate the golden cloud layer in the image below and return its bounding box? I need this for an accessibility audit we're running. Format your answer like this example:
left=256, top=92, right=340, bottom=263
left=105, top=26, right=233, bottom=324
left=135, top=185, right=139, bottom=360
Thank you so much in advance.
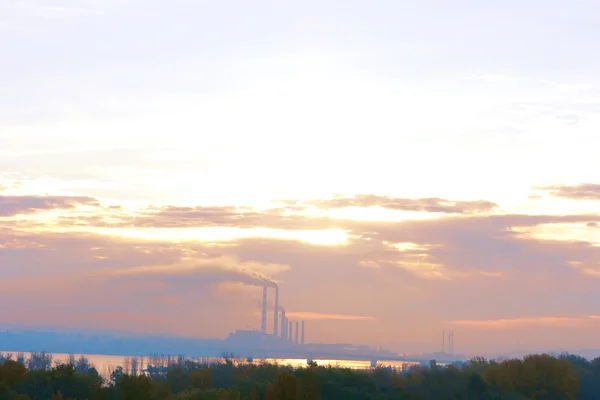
left=1, top=184, right=600, bottom=345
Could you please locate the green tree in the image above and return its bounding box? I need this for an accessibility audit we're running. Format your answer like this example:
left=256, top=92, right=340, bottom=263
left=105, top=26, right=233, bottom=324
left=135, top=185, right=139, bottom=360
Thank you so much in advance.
left=167, top=367, right=190, bottom=393
left=116, top=374, right=156, bottom=400
left=273, top=372, right=297, bottom=400
left=49, top=392, right=64, bottom=400
left=467, top=373, right=487, bottom=400
left=296, top=369, right=320, bottom=400
left=11, top=395, right=32, bottom=400
left=0, top=360, right=27, bottom=388
left=111, top=366, right=124, bottom=386
left=190, top=369, right=211, bottom=390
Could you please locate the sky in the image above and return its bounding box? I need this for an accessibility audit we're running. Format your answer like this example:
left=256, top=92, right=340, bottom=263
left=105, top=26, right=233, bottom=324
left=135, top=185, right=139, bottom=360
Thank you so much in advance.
left=1, top=0, right=600, bottom=356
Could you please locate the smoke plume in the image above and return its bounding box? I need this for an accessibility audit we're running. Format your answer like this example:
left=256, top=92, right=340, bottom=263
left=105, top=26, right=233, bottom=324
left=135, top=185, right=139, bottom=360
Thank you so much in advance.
left=98, top=256, right=285, bottom=288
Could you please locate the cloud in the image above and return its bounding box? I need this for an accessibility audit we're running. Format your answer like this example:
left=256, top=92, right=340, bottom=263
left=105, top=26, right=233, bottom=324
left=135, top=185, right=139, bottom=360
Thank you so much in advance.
left=98, top=256, right=289, bottom=288
left=2, top=0, right=105, bottom=19
left=284, top=312, right=375, bottom=321
left=0, top=179, right=23, bottom=192
left=13, top=196, right=600, bottom=282
left=66, top=204, right=342, bottom=230
left=0, top=195, right=99, bottom=216
left=49, top=196, right=500, bottom=233
left=3, top=193, right=600, bottom=347
left=3, top=0, right=600, bottom=353
left=74, top=193, right=500, bottom=233
left=444, top=315, right=600, bottom=329
left=282, top=195, right=498, bottom=214
left=533, top=183, right=600, bottom=200
left=0, top=229, right=187, bottom=278
left=0, top=229, right=276, bottom=337
left=315, top=213, right=600, bottom=282
left=61, top=311, right=164, bottom=325
left=0, top=0, right=111, bottom=35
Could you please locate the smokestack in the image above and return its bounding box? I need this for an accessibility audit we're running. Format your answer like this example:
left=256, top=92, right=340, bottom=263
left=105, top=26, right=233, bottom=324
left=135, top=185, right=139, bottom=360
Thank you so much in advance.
left=288, top=320, right=293, bottom=341
left=261, top=285, right=268, bottom=334
left=280, top=311, right=286, bottom=340
left=448, top=331, right=454, bottom=354
left=301, top=321, right=305, bottom=345
left=295, top=322, right=299, bottom=345
left=273, top=286, right=279, bottom=337
left=442, top=330, right=445, bottom=353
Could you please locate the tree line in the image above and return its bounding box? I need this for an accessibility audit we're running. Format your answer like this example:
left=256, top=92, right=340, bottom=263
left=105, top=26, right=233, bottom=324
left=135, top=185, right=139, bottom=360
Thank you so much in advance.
left=1, top=351, right=600, bottom=399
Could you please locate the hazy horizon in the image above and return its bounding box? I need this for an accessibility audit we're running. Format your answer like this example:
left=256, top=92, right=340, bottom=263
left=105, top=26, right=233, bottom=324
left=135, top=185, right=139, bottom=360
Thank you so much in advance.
left=2, top=0, right=600, bottom=355
left=4, top=324, right=600, bottom=362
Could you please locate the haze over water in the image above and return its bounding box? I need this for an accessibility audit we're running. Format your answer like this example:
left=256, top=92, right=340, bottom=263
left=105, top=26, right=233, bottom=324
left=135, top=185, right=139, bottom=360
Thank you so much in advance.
left=1, top=352, right=424, bottom=380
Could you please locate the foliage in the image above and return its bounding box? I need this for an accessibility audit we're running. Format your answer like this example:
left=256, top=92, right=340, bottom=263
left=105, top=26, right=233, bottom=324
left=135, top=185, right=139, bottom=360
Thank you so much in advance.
left=0, top=352, right=595, bottom=399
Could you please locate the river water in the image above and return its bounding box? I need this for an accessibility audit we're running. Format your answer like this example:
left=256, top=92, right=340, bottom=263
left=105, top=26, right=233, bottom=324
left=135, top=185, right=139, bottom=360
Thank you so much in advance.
left=0, top=351, right=424, bottom=379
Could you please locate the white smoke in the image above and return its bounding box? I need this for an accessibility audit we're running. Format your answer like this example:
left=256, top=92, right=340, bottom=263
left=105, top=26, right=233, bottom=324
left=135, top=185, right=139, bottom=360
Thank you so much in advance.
left=97, top=255, right=287, bottom=288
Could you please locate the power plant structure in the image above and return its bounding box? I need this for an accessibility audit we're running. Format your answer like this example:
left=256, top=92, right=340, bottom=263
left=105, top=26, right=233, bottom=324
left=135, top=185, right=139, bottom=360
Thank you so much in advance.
left=225, top=283, right=463, bottom=365
left=3, top=279, right=463, bottom=365
left=255, top=283, right=306, bottom=344
left=261, top=286, right=268, bottom=334
left=226, top=282, right=305, bottom=354
left=273, top=285, right=279, bottom=338
left=441, top=330, right=455, bottom=354
left=224, top=283, right=308, bottom=357
left=216, top=282, right=462, bottom=364
left=295, top=322, right=299, bottom=345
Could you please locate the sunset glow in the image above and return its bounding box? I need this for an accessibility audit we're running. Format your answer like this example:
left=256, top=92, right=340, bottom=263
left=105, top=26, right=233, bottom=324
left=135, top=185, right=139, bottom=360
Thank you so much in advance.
left=3, top=0, right=600, bottom=356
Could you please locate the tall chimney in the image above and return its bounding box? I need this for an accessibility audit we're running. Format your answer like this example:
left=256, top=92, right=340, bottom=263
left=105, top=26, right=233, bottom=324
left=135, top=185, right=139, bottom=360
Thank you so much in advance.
left=301, top=321, right=305, bottom=345
left=281, top=311, right=286, bottom=340
left=295, top=322, right=299, bottom=344
left=273, top=286, right=279, bottom=337
left=261, top=285, right=268, bottom=334
left=442, top=330, right=445, bottom=353
left=288, top=321, right=293, bottom=341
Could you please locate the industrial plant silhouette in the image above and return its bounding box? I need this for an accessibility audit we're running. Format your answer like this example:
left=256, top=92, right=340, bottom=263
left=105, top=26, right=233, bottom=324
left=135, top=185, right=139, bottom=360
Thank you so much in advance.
left=0, top=283, right=463, bottom=365
left=220, top=284, right=462, bottom=365
left=255, top=284, right=304, bottom=345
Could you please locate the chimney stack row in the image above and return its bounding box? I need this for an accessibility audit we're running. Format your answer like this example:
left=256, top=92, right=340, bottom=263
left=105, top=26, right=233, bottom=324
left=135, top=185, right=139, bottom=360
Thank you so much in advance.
left=259, top=285, right=306, bottom=344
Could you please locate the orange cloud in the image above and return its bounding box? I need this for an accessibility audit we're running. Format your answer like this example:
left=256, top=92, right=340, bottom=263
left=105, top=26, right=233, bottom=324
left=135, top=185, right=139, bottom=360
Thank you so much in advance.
left=284, top=312, right=375, bottom=321
left=533, top=183, right=600, bottom=201
left=283, top=195, right=498, bottom=214
left=3, top=192, right=600, bottom=349
left=0, top=195, right=99, bottom=216
left=70, top=312, right=163, bottom=324
left=444, top=315, right=600, bottom=329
